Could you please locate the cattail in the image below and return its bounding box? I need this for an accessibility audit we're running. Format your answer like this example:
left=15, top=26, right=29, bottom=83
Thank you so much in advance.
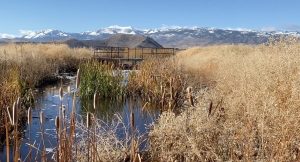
left=67, top=86, right=71, bottom=93
left=40, top=111, right=44, bottom=125
left=62, top=105, right=66, bottom=119
left=59, top=87, right=63, bottom=101
left=186, top=86, right=194, bottom=107
left=76, top=68, right=80, bottom=89
left=187, top=86, right=192, bottom=94
left=16, top=97, right=21, bottom=109
left=27, top=107, right=32, bottom=125
left=170, top=77, right=173, bottom=101
left=12, top=101, right=17, bottom=125
left=93, top=91, right=99, bottom=110
left=130, top=112, right=135, bottom=130
left=6, top=106, right=13, bottom=125
left=208, top=101, right=213, bottom=117
left=55, top=116, right=60, bottom=130
left=86, top=112, right=91, bottom=128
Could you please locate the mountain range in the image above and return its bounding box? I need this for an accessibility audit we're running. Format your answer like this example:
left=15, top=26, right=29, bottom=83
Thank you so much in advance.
left=1, top=25, right=300, bottom=48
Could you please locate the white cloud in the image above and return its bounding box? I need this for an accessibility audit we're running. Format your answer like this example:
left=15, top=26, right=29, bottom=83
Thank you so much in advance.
left=19, top=29, right=36, bottom=35
left=225, top=27, right=253, bottom=32
left=261, top=26, right=277, bottom=32
left=0, top=33, right=15, bottom=39
left=282, top=25, right=300, bottom=32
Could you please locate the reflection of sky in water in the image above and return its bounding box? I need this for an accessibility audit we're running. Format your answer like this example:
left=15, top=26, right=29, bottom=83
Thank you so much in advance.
left=0, top=76, right=160, bottom=161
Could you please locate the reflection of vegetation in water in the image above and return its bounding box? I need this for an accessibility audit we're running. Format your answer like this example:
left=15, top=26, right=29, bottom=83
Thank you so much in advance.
left=80, top=97, right=124, bottom=120
left=79, top=61, right=125, bottom=99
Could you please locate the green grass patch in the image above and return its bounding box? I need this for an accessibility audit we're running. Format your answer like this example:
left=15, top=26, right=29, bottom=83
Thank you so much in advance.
left=79, top=61, right=125, bottom=99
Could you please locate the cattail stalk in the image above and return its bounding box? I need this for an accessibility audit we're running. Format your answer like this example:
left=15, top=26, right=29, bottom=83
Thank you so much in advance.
left=6, top=106, right=13, bottom=125
left=40, top=111, right=46, bottom=162
left=92, top=90, right=99, bottom=161
left=76, top=68, right=80, bottom=89
left=58, top=87, right=63, bottom=161
left=169, top=78, right=173, bottom=110
left=5, top=112, right=10, bottom=162
left=70, top=92, right=77, bottom=160
left=55, top=116, right=60, bottom=162
left=12, top=102, right=16, bottom=126
left=130, top=112, right=136, bottom=161
left=187, top=87, right=194, bottom=107
left=86, top=112, right=91, bottom=162
left=13, top=99, right=19, bottom=162
left=28, top=107, right=32, bottom=162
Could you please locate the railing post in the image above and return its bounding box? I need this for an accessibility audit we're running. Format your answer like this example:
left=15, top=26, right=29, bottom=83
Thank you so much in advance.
left=127, top=48, right=130, bottom=61
left=110, top=47, right=113, bottom=58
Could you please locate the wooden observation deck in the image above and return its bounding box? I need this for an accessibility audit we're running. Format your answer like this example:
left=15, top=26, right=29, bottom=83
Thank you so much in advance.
left=93, top=46, right=176, bottom=68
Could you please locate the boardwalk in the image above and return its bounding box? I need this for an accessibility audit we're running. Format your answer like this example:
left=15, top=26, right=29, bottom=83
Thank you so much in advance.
left=93, top=46, right=176, bottom=68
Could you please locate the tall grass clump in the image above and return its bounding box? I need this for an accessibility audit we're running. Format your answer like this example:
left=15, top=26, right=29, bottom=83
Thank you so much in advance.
left=76, top=114, right=135, bottom=162
left=0, top=43, right=91, bottom=87
left=149, top=37, right=300, bottom=161
left=127, top=58, right=186, bottom=109
left=79, top=61, right=124, bottom=99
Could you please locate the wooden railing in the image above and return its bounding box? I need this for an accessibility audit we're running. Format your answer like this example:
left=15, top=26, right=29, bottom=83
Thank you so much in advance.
left=93, top=46, right=176, bottom=61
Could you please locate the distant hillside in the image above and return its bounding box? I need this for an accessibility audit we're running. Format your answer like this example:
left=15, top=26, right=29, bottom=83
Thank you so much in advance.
left=105, top=34, right=163, bottom=48
left=63, top=34, right=163, bottom=48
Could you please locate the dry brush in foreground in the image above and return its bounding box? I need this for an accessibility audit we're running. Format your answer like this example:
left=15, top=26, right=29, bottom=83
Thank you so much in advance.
left=149, top=38, right=300, bottom=161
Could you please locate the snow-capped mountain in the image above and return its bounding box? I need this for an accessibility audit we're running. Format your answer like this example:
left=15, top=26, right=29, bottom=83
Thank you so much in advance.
left=1, top=26, right=300, bottom=48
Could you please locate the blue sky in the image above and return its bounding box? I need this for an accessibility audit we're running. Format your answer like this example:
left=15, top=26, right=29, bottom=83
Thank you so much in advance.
left=1, top=0, right=300, bottom=35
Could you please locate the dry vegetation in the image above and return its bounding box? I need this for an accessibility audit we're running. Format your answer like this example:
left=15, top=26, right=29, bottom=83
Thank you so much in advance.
left=0, top=43, right=91, bottom=153
left=0, top=43, right=91, bottom=87
left=3, top=39, right=300, bottom=161
left=127, top=58, right=187, bottom=110
left=149, top=38, right=300, bottom=161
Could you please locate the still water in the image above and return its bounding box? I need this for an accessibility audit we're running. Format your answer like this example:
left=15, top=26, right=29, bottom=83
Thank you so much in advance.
left=0, top=75, right=160, bottom=161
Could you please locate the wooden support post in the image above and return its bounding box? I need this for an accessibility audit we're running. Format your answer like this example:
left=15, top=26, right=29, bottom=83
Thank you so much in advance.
left=110, top=47, right=113, bottom=58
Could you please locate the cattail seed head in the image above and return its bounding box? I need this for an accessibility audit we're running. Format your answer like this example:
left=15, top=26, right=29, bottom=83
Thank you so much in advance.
left=40, top=111, right=44, bottom=125
left=6, top=106, right=13, bottom=125
left=76, top=68, right=80, bottom=89
left=55, top=116, right=60, bottom=130
left=186, top=86, right=194, bottom=107
left=86, top=112, right=91, bottom=128
left=59, top=87, right=63, bottom=101
left=187, top=86, right=192, bottom=94
left=130, top=112, right=135, bottom=129
left=27, top=107, right=32, bottom=125
left=208, top=101, right=213, bottom=117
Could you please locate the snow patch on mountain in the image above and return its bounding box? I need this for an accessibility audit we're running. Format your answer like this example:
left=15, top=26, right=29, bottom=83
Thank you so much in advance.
left=99, top=25, right=136, bottom=34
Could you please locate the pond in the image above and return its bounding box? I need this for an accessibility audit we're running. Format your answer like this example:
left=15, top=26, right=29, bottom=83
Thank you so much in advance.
left=0, top=73, right=160, bottom=161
